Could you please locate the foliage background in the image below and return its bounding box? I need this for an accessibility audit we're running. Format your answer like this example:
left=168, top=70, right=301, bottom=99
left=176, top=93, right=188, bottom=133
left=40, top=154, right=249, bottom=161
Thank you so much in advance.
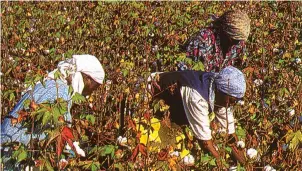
left=1, top=1, right=302, bottom=170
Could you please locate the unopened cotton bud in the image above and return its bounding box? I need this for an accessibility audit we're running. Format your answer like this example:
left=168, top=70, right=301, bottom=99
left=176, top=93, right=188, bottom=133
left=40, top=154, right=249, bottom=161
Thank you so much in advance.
left=237, top=141, right=245, bottom=148
left=247, top=148, right=258, bottom=159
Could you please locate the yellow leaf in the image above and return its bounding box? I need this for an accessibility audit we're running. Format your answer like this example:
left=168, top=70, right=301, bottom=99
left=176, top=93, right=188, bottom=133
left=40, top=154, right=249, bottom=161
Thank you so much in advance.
left=180, top=148, right=190, bottom=159
left=176, top=134, right=185, bottom=143
left=140, top=130, right=148, bottom=146
left=283, top=52, right=291, bottom=59
left=149, top=131, right=161, bottom=143
left=151, top=118, right=161, bottom=131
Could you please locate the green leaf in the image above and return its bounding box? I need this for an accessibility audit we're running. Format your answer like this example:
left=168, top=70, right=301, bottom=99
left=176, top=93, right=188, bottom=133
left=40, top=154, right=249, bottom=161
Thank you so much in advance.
left=209, top=158, right=216, bottom=166
left=45, top=159, right=54, bottom=171
left=86, top=114, right=96, bottom=125
left=192, top=62, right=204, bottom=71
left=54, top=70, right=62, bottom=80
left=9, top=92, right=15, bottom=101
left=23, top=99, right=31, bottom=109
left=42, top=111, right=51, bottom=125
left=99, top=145, right=116, bottom=157
left=91, top=162, right=100, bottom=171
left=72, top=92, right=86, bottom=104
left=17, top=149, right=27, bottom=162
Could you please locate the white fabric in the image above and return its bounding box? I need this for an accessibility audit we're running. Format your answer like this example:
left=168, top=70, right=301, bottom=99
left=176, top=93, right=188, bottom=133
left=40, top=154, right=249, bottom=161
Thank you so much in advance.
left=47, top=55, right=105, bottom=95
left=180, top=86, right=235, bottom=140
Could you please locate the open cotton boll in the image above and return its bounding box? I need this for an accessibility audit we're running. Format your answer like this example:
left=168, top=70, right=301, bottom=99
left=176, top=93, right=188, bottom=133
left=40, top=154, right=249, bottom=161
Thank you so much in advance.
left=237, top=141, right=245, bottom=148
left=237, top=100, right=245, bottom=106
left=117, top=136, right=127, bottom=146
left=264, top=165, right=276, bottom=171
left=229, top=166, right=237, bottom=171
left=183, top=154, right=194, bottom=166
left=73, top=141, right=86, bottom=157
left=254, top=79, right=263, bottom=86
left=169, top=151, right=180, bottom=157
left=289, top=109, right=295, bottom=117
left=65, top=143, right=72, bottom=150
left=247, top=148, right=258, bottom=159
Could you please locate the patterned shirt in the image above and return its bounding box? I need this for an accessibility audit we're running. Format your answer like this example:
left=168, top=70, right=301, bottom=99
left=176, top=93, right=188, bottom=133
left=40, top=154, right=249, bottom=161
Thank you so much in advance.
left=185, top=28, right=246, bottom=72
left=1, top=79, right=72, bottom=145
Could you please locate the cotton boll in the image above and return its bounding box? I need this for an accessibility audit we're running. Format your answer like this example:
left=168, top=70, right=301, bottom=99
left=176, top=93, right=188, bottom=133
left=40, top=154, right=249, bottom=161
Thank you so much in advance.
left=289, top=109, right=295, bottom=117
left=25, top=166, right=33, bottom=171
left=237, top=141, right=245, bottom=148
left=59, top=159, right=68, bottom=169
left=247, top=148, right=258, bottom=159
left=117, top=136, right=127, bottom=146
left=170, top=151, right=180, bottom=157
left=254, top=79, right=263, bottom=86
left=188, top=155, right=195, bottom=165
left=65, top=143, right=72, bottom=150
left=183, top=155, right=194, bottom=166
left=183, top=156, right=189, bottom=165
left=295, top=58, right=301, bottom=64
left=237, top=100, right=245, bottom=106
left=229, top=166, right=237, bottom=171
left=264, top=165, right=276, bottom=171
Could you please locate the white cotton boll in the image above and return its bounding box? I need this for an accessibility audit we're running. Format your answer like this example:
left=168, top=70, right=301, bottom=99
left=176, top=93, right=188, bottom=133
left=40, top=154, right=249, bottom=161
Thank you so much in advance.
left=65, top=143, right=72, bottom=150
left=264, top=165, right=276, bottom=171
left=170, top=151, right=179, bottom=157
left=295, top=58, right=301, bottom=64
left=289, top=109, right=295, bottom=117
left=60, top=158, right=68, bottom=163
left=254, top=79, right=263, bottom=86
left=237, top=141, right=245, bottom=148
left=183, top=156, right=189, bottom=165
left=273, top=48, right=279, bottom=53
left=229, top=166, right=237, bottom=171
left=117, top=136, right=127, bottom=146
left=25, top=166, right=33, bottom=171
left=237, top=100, right=245, bottom=106
left=183, top=155, right=195, bottom=166
left=44, top=49, right=50, bottom=54
left=29, top=28, right=35, bottom=33
left=89, top=103, right=93, bottom=108
left=73, top=141, right=86, bottom=157
left=247, top=148, right=258, bottom=159
left=0, top=72, right=3, bottom=76
left=188, top=155, right=195, bottom=165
